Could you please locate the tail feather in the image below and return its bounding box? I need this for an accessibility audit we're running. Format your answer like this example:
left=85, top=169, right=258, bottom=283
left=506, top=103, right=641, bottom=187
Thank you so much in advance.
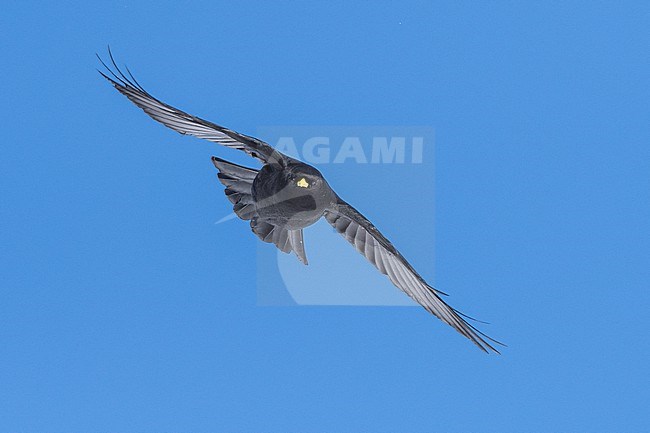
left=211, top=156, right=309, bottom=265
left=212, top=157, right=257, bottom=221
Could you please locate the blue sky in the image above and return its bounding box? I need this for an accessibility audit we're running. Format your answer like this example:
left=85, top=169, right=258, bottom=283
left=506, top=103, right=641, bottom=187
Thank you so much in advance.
left=1, top=1, right=649, bottom=432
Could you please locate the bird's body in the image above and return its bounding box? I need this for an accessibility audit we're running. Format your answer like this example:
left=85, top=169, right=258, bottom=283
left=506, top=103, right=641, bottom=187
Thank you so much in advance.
left=98, top=50, right=503, bottom=353
left=251, top=159, right=334, bottom=230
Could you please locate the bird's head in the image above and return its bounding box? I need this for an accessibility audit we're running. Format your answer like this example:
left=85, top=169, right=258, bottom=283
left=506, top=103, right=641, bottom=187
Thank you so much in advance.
left=285, top=163, right=325, bottom=192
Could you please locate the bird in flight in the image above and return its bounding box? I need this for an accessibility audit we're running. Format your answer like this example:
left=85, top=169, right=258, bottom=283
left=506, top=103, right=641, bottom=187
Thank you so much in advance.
left=98, top=50, right=503, bottom=353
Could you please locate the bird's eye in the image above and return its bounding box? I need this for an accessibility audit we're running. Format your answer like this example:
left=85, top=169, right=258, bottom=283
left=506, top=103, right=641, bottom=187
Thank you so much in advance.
left=296, top=178, right=310, bottom=188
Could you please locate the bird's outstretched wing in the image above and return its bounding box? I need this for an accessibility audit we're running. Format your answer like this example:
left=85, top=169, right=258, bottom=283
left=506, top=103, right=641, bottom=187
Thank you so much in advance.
left=324, top=198, right=503, bottom=353
left=97, top=50, right=282, bottom=164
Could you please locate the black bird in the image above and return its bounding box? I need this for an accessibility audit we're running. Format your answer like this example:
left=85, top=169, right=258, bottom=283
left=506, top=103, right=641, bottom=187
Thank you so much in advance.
left=98, top=52, right=502, bottom=354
